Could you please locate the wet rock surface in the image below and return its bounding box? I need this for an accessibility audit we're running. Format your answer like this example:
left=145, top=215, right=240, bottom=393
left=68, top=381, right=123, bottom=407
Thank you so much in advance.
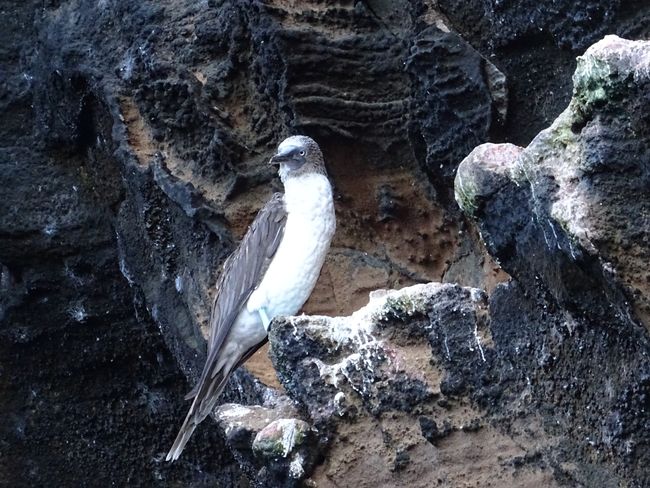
left=1, top=0, right=649, bottom=487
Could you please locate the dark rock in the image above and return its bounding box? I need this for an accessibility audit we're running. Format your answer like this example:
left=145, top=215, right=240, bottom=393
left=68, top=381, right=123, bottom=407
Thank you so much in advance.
left=454, top=36, right=650, bottom=486
left=437, top=0, right=650, bottom=143
left=392, top=448, right=410, bottom=471
left=269, top=284, right=514, bottom=484
left=456, top=36, right=650, bottom=330
left=418, top=416, right=453, bottom=445
left=407, top=26, right=507, bottom=186
left=213, top=396, right=318, bottom=487
left=2, top=0, right=649, bottom=485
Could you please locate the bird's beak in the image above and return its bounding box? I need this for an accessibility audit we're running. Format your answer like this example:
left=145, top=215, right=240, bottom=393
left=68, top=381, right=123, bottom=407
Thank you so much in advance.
left=269, top=146, right=293, bottom=165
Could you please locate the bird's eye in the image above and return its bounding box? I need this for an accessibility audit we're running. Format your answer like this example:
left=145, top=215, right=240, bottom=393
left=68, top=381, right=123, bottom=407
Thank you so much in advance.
left=299, top=150, right=305, bottom=156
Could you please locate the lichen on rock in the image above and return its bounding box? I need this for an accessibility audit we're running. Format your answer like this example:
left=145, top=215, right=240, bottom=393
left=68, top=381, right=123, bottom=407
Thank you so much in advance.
left=572, top=35, right=650, bottom=126
left=252, top=418, right=311, bottom=458
left=456, top=35, right=650, bottom=330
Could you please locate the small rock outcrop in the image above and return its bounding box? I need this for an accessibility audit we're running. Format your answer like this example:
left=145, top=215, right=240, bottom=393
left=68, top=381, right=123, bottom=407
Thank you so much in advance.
left=456, top=36, right=650, bottom=330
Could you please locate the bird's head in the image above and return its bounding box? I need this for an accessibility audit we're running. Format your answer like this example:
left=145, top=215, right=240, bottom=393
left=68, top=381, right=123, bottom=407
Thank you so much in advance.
left=269, top=135, right=326, bottom=182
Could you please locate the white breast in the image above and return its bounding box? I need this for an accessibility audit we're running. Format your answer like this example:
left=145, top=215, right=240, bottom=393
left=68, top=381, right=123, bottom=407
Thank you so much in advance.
left=246, top=173, right=335, bottom=323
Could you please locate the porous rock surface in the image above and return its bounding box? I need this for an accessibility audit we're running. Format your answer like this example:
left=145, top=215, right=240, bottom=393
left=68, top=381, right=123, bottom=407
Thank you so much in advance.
left=1, top=0, right=649, bottom=486
left=266, top=35, right=650, bottom=487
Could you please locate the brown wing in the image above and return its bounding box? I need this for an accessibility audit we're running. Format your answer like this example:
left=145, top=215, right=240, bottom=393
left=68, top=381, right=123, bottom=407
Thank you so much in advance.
left=208, top=192, right=286, bottom=352
left=184, top=192, right=286, bottom=400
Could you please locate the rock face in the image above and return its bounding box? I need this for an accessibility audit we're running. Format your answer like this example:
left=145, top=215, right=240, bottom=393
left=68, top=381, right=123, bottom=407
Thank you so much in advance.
left=456, top=36, right=650, bottom=330
left=266, top=36, right=650, bottom=487
left=1, top=0, right=649, bottom=487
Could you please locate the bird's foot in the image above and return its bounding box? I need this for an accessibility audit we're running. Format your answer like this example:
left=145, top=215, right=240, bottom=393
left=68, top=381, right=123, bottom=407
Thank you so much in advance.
left=258, top=307, right=271, bottom=331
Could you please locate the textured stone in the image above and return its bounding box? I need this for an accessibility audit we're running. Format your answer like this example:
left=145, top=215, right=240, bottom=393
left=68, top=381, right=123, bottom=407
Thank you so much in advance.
left=213, top=397, right=317, bottom=487
left=456, top=35, right=650, bottom=330
left=268, top=284, right=562, bottom=487
left=2, top=0, right=649, bottom=485
left=437, top=0, right=650, bottom=143
left=453, top=35, right=650, bottom=486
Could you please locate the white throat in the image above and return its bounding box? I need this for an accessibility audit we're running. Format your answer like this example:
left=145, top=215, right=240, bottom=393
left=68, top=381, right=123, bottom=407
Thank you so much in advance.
left=282, top=172, right=331, bottom=215
left=278, top=163, right=291, bottom=183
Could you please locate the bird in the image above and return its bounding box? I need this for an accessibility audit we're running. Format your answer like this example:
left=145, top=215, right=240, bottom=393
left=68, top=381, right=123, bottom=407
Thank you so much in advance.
left=166, top=135, right=336, bottom=461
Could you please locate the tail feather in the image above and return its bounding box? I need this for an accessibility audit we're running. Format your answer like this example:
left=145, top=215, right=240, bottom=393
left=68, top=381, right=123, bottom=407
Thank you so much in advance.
left=183, top=382, right=200, bottom=401
left=165, top=371, right=231, bottom=462
left=166, top=342, right=266, bottom=461
left=165, top=408, right=199, bottom=462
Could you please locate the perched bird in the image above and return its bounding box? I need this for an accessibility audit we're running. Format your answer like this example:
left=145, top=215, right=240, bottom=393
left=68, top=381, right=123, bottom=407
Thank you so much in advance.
left=166, top=135, right=336, bottom=461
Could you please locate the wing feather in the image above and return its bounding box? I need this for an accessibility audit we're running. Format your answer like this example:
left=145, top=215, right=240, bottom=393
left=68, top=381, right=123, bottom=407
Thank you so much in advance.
left=188, top=192, right=286, bottom=397
left=208, top=192, right=286, bottom=351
